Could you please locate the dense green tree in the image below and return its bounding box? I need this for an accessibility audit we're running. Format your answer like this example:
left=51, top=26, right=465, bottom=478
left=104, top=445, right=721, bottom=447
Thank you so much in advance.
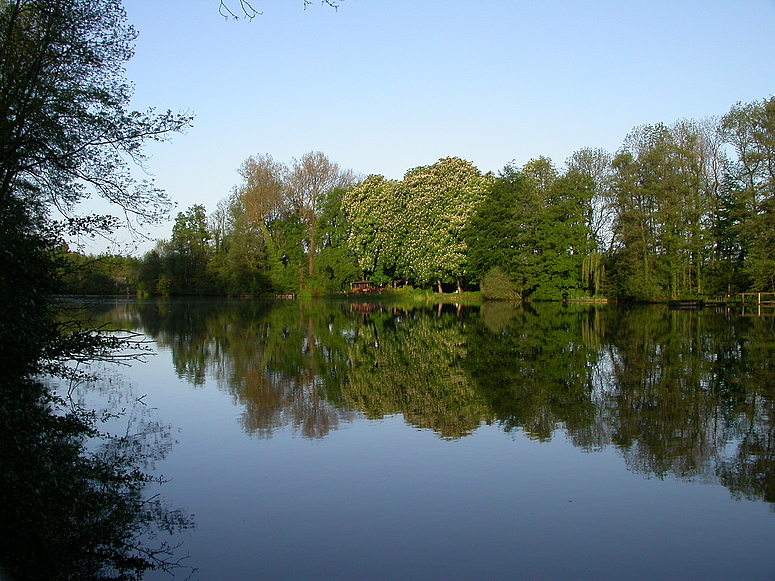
left=745, top=196, right=775, bottom=290
left=529, top=172, right=595, bottom=299
left=467, top=159, right=594, bottom=300
left=466, top=163, right=536, bottom=298
left=721, top=97, right=775, bottom=291
left=313, top=187, right=360, bottom=293
left=721, top=98, right=775, bottom=211
left=207, top=216, right=270, bottom=295
left=171, top=204, right=210, bottom=256
left=602, top=106, right=775, bottom=300
left=165, top=204, right=212, bottom=294
left=704, top=175, right=748, bottom=295
left=136, top=247, right=165, bottom=296
left=672, top=119, right=717, bottom=294
left=211, top=154, right=284, bottom=294
left=267, top=212, right=307, bottom=293
left=59, top=251, right=139, bottom=295
left=565, top=147, right=615, bottom=250
left=609, top=123, right=712, bottom=300
left=521, top=155, right=558, bottom=195
left=204, top=152, right=356, bottom=295
left=682, top=117, right=742, bottom=296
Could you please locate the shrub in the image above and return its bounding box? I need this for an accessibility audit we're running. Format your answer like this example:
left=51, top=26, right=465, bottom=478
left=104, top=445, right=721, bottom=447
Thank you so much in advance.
left=481, top=267, right=520, bottom=300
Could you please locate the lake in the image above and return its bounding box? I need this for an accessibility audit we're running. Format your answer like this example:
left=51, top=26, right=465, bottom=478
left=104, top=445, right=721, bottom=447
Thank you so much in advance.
left=71, top=298, right=775, bottom=580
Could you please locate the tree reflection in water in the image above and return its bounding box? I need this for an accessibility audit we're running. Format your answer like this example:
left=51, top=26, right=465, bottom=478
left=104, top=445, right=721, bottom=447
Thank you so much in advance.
left=104, top=298, right=775, bottom=507
left=0, top=366, right=194, bottom=581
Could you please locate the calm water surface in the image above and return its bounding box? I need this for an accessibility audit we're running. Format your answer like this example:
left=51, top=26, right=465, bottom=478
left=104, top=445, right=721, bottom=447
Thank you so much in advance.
left=77, top=298, right=775, bottom=580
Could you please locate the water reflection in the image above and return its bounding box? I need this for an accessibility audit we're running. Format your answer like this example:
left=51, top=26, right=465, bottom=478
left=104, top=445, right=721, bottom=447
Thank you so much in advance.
left=0, top=368, right=194, bottom=581
left=101, top=298, right=775, bottom=506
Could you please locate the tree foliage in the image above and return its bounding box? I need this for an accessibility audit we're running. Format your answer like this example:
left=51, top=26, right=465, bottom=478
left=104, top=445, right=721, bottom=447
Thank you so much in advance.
left=602, top=113, right=769, bottom=300
left=466, top=159, right=594, bottom=300
left=114, top=153, right=358, bottom=297
left=0, top=0, right=193, bottom=576
left=721, top=98, right=775, bottom=291
left=342, top=174, right=405, bottom=286
left=313, top=186, right=360, bottom=293
left=167, top=204, right=212, bottom=294
left=342, top=157, right=490, bottom=291
left=0, top=0, right=191, bottom=236
left=480, top=266, right=519, bottom=300
left=285, top=151, right=357, bottom=279
left=401, top=157, right=491, bottom=292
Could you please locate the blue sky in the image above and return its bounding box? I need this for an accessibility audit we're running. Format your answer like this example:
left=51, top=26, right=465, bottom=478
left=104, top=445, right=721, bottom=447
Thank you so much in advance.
left=104, top=0, right=775, bottom=253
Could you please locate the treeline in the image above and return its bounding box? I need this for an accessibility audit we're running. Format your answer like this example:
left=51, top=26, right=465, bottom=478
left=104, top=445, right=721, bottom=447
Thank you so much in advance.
left=64, top=96, right=775, bottom=301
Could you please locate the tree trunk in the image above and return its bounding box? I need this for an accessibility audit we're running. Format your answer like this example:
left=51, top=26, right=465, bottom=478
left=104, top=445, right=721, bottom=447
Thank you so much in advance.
left=437, top=279, right=443, bottom=294
left=307, top=218, right=316, bottom=277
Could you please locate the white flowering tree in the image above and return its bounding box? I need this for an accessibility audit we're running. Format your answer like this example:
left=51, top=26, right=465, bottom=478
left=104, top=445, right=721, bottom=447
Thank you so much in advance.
left=401, top=157, right=492, bottom=292
left=342, top=174, right=405, bottom=286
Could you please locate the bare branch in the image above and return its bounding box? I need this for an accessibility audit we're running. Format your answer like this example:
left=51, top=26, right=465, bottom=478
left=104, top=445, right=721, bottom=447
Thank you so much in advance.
left=220, top=0, right=344, bottom=18
left=219, top=0, right=262, bottom=20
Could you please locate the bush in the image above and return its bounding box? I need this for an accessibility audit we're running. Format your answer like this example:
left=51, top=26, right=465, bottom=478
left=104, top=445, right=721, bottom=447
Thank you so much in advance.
left=481, top=267, right=520, bottom=300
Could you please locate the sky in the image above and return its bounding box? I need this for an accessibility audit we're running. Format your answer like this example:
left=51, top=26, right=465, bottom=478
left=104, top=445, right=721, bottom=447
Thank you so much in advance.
left=92, top=0, right=775, bottom=254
